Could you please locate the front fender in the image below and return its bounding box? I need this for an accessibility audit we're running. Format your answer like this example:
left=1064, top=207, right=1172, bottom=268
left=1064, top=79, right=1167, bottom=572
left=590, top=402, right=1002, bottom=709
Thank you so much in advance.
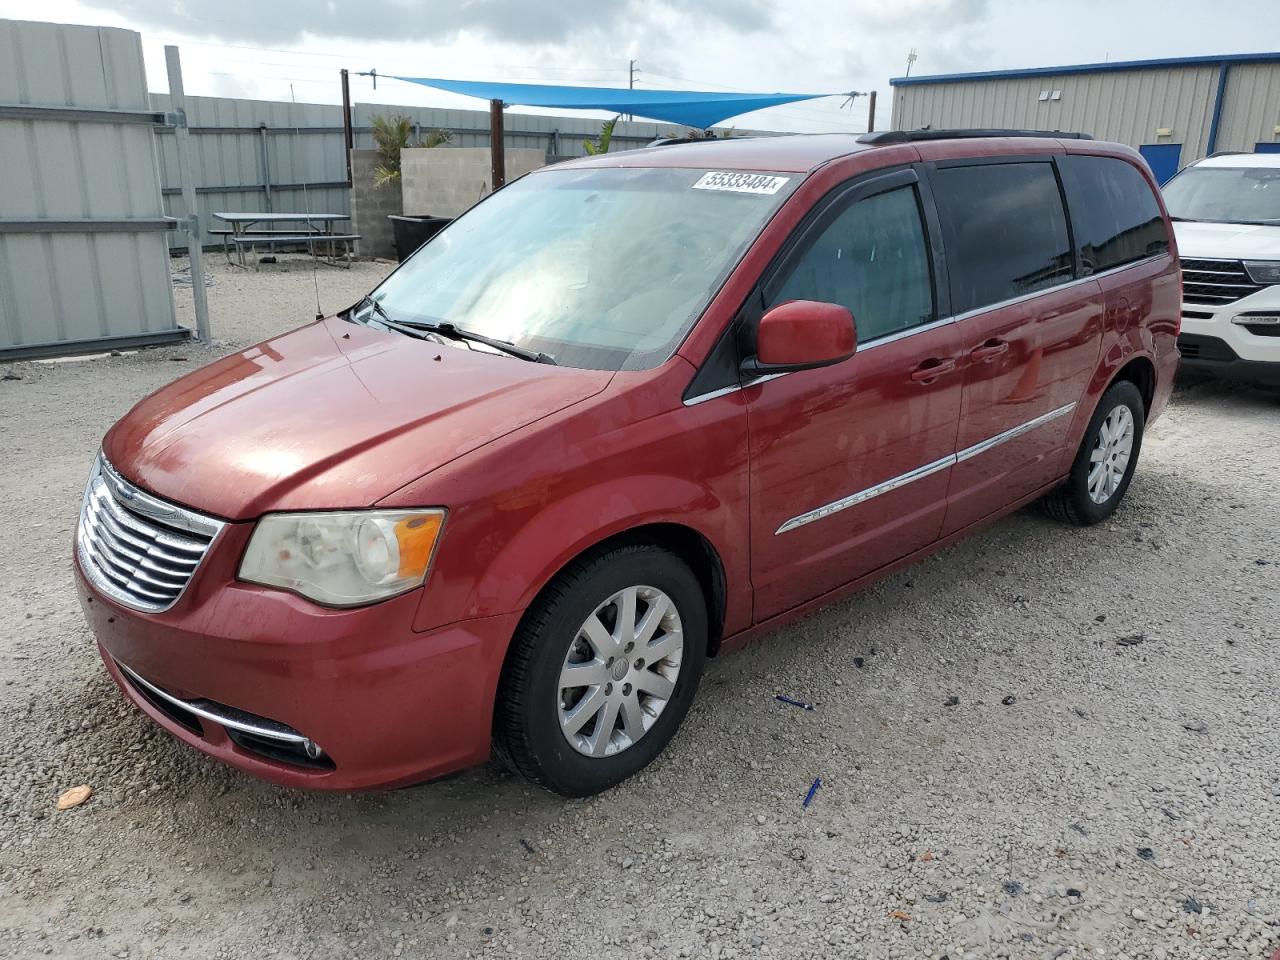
left=381, top=365, right=753, bottom=639
left=460, top=474, right=747, bottom=631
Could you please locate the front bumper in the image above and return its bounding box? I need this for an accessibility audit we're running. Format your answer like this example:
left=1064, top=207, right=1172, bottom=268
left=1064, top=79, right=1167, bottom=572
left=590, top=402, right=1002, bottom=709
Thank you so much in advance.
left=75, top=549, right=520, bottom=790
left=1177, top=333, right=1280, bottom=386
left=1178, top=285, right=1280, bottom=384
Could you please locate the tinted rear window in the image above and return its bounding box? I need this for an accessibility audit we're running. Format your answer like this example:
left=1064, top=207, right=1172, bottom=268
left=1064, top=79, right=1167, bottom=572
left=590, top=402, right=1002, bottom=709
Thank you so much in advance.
left=932, top=161, right=1074, bottom=314
left=1060, top=154, right=1169, bottom=272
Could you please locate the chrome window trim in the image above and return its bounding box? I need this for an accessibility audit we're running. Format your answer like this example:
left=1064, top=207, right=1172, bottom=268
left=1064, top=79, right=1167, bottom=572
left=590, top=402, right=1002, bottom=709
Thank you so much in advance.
left=856, top=314, right=958, bottom=353
left=944, top=254, right=1166, bottom=325
left=682, top=372, right=786, bottom=406
left=775, top=401, right=1077, bottom=535
left=681, top=254, right=1168, bottom=407
left=116, top=660, right=309, bottom=745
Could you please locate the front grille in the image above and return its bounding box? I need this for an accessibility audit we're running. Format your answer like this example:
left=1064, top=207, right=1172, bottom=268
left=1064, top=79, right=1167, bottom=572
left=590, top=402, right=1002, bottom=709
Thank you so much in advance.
left=1177, top=334, right=1238, bottom=363
left=1180, top=258, right=1266, bottom=307
left=77, top=457, right=223, bottom=613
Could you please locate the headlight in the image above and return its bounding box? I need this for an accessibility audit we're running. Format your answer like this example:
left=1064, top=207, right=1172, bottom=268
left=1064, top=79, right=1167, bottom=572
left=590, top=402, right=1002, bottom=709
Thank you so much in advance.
left=239, top=509, right=445, bottom=607
left=1244, top=260, right=1280, bottom=285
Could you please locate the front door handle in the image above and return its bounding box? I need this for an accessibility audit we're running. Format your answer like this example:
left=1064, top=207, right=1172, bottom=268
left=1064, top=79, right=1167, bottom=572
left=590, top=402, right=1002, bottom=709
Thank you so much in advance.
left=910, top=358, right=957, bottom=382
left=970, top=339, right=1010, bottom=362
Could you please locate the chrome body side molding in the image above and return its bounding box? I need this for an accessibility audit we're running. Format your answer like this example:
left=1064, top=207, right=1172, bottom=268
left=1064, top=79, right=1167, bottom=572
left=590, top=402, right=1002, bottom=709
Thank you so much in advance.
left=775, top=402, right=1077, bottom=535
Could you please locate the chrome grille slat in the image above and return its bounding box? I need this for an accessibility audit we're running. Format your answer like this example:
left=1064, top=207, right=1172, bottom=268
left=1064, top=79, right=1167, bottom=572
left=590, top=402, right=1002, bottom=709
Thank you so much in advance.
left=90, top=502, right=201, bottom=567
left=92, top=489, right=207, bottom=555
left=76, top=456, right=224, bottom=613
left=86, top=538, right=176, bottom=597
left=1180, top=257, right=1266, bottom=307
left=85, top=517, right=145, bottom=564
left=87, top=496, right=154, bottom=553
left=136, top=557, right=192, bottom=583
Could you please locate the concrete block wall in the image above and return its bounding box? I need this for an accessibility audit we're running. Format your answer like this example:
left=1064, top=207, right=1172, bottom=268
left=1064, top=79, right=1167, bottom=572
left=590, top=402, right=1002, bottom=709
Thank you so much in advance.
left=400, top=147, right=547, bottom=218
left=349, top=149, right=400, bottom=260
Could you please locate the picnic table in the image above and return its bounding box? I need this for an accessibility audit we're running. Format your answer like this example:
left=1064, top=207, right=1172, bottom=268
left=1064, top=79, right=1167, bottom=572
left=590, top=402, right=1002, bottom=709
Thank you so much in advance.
left=211, top=212, right=360, bottom=269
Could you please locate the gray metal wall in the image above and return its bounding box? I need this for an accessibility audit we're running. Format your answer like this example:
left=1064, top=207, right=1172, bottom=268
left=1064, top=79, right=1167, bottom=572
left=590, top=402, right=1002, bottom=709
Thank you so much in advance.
left=891, top=61, right=1280, bottom=166
left=891, top=66, right=1223, bottom=162
left=152, top=93, right=753, bottom=250
left=1218, top=63, right=1280, bottom=152
left=0, top=19, right=179, bottom=356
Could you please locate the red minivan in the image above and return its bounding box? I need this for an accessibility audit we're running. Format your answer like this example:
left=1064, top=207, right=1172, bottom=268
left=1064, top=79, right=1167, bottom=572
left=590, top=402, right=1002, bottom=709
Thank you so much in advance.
left=75, top=131, right=1180, bottom=796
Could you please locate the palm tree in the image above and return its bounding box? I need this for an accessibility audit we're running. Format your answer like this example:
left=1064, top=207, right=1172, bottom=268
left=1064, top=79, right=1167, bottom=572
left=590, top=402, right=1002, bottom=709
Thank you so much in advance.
left=583, top=116, right=620, bottom=156
left=371, top=115, right=453, bottom=188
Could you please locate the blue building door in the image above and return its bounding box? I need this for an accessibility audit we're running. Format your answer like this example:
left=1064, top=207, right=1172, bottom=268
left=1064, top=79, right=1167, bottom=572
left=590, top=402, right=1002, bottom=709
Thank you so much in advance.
left=1139, top=144, right=1182, bottom=185
left=1256, top=142, right=1280, bottom=153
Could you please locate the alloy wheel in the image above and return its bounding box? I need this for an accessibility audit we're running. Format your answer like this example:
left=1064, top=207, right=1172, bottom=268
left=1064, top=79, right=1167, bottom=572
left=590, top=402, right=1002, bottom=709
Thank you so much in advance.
left=558, top=585, right=684, bottom=758
left=1087, top=403, right=1134, bottom=504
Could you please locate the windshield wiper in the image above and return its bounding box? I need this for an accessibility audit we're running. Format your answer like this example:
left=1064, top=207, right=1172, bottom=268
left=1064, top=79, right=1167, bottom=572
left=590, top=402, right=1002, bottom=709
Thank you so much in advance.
left=394, top=319, right=557, bottom=365
left=353, top=297, right=556, bottom=365
left=353, top=294, right=395, bottom=327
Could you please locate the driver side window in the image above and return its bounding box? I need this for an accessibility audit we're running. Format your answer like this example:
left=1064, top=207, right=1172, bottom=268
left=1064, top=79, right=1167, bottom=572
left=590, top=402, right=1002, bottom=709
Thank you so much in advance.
left=769, top=185, right=934, bottom=343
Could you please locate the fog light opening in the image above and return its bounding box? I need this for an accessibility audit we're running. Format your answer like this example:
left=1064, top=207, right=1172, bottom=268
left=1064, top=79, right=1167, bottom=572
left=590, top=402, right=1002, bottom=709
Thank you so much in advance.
left=302, top=738, right=324, bottom=760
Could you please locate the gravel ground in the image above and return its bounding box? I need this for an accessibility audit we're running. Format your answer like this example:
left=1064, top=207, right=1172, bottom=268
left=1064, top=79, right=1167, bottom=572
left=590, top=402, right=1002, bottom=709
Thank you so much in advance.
left=2, top=255, right=1279, bottom=960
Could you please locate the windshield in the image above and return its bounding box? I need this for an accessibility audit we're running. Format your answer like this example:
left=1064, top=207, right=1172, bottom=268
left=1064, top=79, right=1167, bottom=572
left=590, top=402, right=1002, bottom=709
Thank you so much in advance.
left=1162, top=165, right=1280, bottom=224
left=362, top=166, right=798, bottom=371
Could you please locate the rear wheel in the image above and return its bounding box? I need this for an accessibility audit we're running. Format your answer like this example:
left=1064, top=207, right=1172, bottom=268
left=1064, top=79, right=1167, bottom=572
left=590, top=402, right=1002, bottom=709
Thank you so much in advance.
left=1039, top=380, right=1145, bottom=525
left=493, top=544, right=707, bottom=797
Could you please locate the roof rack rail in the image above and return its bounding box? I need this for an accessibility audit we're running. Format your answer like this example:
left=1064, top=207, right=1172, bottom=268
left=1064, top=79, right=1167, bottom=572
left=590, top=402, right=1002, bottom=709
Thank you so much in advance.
left=646, top=136, right=759, bottom=147
left=858, top=128, right=1092, bottom=145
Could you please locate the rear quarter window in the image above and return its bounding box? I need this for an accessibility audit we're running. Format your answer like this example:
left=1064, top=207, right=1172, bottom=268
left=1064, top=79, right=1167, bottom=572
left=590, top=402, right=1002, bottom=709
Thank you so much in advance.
left=1059, top=154, right=1170, bottom=273
left=931, top=161, right=1074, bottom=315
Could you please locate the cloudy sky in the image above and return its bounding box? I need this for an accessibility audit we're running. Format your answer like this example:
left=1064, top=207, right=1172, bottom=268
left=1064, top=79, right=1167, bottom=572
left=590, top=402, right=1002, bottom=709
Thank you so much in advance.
left=2, top=0, right=1277, bottom=132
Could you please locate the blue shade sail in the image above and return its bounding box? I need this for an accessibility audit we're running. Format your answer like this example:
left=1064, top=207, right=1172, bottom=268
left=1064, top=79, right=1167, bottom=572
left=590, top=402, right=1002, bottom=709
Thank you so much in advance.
left=390, top=76, right=836, bottom=129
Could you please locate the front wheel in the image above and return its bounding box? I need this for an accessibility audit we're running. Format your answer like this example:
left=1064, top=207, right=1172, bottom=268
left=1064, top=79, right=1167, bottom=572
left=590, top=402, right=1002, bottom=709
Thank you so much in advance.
left=1039, top=380, right=1146, bottom=525
left=493, top=544, right=707, bottom=797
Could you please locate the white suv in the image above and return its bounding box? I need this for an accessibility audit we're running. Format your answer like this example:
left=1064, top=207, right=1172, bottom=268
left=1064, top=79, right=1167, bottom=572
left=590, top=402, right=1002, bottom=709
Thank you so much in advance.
left=1163, top=153, right=1280, bottom=386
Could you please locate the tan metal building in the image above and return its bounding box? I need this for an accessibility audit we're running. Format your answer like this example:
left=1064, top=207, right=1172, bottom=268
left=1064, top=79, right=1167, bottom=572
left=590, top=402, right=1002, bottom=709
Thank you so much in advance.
left=890, top=53, right=1280, bottom=184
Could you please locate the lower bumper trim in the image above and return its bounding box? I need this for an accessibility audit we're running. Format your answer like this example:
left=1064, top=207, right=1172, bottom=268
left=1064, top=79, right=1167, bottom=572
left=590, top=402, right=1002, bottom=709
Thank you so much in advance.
left=116, top=660, right=308, bottom=745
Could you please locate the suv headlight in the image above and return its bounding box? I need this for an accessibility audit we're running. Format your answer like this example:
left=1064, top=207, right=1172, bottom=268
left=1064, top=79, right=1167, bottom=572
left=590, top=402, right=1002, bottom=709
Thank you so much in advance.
left=239, top=509, right=445, bottom=607
left=1244, top=261, right=1280, bottom=285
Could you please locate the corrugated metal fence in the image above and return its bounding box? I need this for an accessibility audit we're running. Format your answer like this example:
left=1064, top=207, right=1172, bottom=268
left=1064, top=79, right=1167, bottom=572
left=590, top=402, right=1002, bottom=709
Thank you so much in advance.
left=0, top=19, right=185, bottom=359
left=152, top=94, right=743, bottom=250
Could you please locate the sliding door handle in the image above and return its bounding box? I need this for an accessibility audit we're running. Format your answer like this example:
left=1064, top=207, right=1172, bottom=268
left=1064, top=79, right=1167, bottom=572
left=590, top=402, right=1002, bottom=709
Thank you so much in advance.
left=910, top=358, right=957, bottom=382
left=970, top=339, right=1010, bottom=362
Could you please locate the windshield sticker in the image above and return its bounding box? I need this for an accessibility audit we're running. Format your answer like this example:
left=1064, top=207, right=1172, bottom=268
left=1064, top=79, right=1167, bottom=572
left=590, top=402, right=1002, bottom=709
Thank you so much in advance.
left=693, top=172, right=791, bottom=195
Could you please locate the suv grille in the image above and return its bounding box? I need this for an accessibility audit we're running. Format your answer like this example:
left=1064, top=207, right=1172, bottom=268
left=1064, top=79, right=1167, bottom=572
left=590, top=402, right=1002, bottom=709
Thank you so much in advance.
left=77, top=457, right=223, bottom=612
left=1180, top=258, right=1266, bottom=307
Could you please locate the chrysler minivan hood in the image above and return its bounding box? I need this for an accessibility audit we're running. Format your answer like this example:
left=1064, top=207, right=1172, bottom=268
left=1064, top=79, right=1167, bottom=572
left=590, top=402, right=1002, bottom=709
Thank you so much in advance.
left=102, top=317, right=611, bottom=520
left=1173, top=220, right=1280, bottom=260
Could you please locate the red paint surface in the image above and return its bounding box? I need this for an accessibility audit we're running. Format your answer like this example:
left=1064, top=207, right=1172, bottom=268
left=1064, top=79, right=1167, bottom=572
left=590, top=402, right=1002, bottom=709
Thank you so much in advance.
left=756, top=300, right=856, bottom=367
left=81, top=134, right=1179, bottom=789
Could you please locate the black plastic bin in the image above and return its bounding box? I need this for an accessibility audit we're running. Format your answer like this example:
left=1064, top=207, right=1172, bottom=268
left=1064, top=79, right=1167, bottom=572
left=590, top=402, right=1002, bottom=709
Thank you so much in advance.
left=388, top=215, right=452, bottom=262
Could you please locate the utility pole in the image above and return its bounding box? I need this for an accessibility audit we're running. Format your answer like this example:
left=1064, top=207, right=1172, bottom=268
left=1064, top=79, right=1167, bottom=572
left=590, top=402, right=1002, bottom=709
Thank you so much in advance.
left=489, top=99, right=506, bottom=190
left=627, top=59, right=636, bottom=122
left=867, top=90, right=877, bottom=132
left=340, top=68, right=354, bottom=186
left=905, top=48, right=918, bottom=78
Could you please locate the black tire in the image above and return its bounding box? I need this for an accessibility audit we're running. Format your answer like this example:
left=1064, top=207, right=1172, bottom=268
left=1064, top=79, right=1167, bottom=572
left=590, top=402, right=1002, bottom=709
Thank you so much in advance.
left=1039, top=380, right=1145, bottom=525
left=493, top=543, right=707, bottom=797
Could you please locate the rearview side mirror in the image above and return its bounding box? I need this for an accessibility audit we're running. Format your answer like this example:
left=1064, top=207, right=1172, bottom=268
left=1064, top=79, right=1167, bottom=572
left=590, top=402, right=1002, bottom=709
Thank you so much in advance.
left=741, top=300, right=857, bottom=377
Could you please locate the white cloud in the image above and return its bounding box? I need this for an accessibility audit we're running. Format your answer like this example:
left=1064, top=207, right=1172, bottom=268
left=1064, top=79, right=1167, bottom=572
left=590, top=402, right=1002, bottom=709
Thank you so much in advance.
left=1, top=0, right=1276, bottom=134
